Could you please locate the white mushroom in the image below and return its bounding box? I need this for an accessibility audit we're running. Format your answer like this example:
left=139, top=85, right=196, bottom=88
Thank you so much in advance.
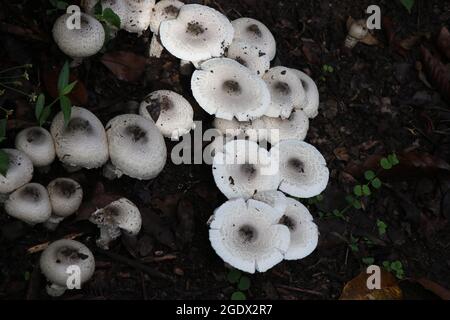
left=150, top=0, right=184, bottom=34
left=105, top=114, right=167, bottom=180
left=123, top=0, right=155, bottom=35
left=345, top=19, right=368, bottom=49
left=15, top=127, right=55, bottom=168
left=159, top=4, right=233, bottom=62
left=89, top=198, right=142, bottom=249
left=40, top=239, right=95, bottom=297
left=280, top=198, right=319, bottom=260
left=270, top=139, right=329, bottom=198
left=0, top=149, right=33, bottom=195
left=139, top=90, right=195, bottom=140
left=192, top=58, right=270, bottom=121
left=226, top=40, right=270, bottom=77
left=263, top=109, right=309, bottom=145
left=212, top=139, right=280, bottom=199
left=50, top=106, right=109, bottom=171
left=252, top=190, right=288, bottom=216
left=209, top=198, right=290, bottom=273
left=231, top=17, right=276, bottom=61
left=263, top=67, right=307, bottom=119
left=44, top=178, right=83, bottom=230
left=5, top=183, right=52, bottom=225
left=290, top=68, right=320, bottom=118
left=213, top=117, right=266, bottom=142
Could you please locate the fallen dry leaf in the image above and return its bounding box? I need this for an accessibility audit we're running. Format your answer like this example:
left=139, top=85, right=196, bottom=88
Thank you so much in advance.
left=333, top=147, right=350, bottom=162
left=437, top=26, right=450, bottom=60
left=360, top=33, right=380, bottom=46
left=43, top=65, right=88, bottom=106
left=415, top=278, right=450, bottom=300
left=382, top=17, right=408, bottom=57
left=100, top=51, right=147, bottom=82
left=420, top=45, right=450, bottom=102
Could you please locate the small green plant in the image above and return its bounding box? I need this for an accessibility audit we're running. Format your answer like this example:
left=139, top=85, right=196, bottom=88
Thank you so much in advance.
left=383, top=260, right=404, bottom=279
left=362, top=257, right=375, bottom=265
left=94, top=2, right=121, bottom=41
left=349, top=235, right=359, bottom=253
left=400, top=0, right=415, bottom=14
left=377, top=219, right=388, bottom=236
left=227, top=269, right=251, bottom=300
left=0, top=107, right=14, bottom=176
left=322, top=64, right=334, bottom=73
left=47, top=0, right=69, bottom=15
left=0, top=64, right=34, bottom=101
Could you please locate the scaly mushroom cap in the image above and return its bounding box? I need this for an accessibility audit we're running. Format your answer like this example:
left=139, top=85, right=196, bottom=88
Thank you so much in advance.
left=192, top=58, right=270, bottom=121
left=280, top=198, right=319, bottom=260
left=52, top=13, right=105, bottom=58
left=0, top=149, right=33, bottom=194
left=231, top=17, right=276, bottom=61
left=15, top=127, right=56, bottom=167
left=226, top=40, right=270, bottom=77
left=209, top=198, right=290, bottom=273
left=212, top=140, right=280, bottom=199
left=270, top=139, right=329, bottom=198
left=5, top=183, right=52, bottom=225
left=290, top=68, right=320, bottom=118
left=106, top=114, right=167, bottom=180
left=51, top=106, right=109, bottom=169
left=123, top=0, right=155, bottom=34
left=150, top=0, right=184, bottom=34
left=263, top=110, right=309, bottom=144
left=40, top=239, right=95, bottom=289
left=159, top=4, right=234, bottom=62
left=47, top=178, right=83, bottom=218
left=252, top=190, right=288, bottom=215
left=263, top=67, right=307, bottom=119
left=213, top=117, right=266, bottom=142
left=139, top=90, right=195, bottom=140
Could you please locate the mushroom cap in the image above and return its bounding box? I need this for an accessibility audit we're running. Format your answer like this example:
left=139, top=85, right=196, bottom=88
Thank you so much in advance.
left=252, top=190, right=288, bottom=215
left=40, top=239, right=95, bottom=287
left=159, top=4, right=234, bottom=62
left=122, top=0, right=155, bottom=34
left=139, top=90, right=195, bottom=140
left=270, top=139, right=329, bottom=198
left=5, top=183, right=52, bottom=225
left=263, top=67, right=307, bottom=119
left=47, top=178, right=83, bottom=218
left=15, top=127, right=56, bottom=167
left=348, top=19, right=368, bottom=40
left=51, top=106, right=109, bottom=169
left=52, top=12, right=105, bottom=58
left=213, top=117, right=266, bottom=142
left=149, top=0, right=184, bottom=34
left=192, top=58, right=270, bottom=121
left=231, top=17, right=276, bottom=61
left=106, top=114, right=167, bottom=180
left=280, top=198, right=319, bottom=260
left=290, top=68, right=320, bottom=118
left=212, top=139, right=281, bottom=199
left=263, top=109, right=309, bottom=144
left=209, top=198, right=290, bottom=273
left=0, top=149, right=33, bottom=194
left=226, top=40, right=270, bottom=77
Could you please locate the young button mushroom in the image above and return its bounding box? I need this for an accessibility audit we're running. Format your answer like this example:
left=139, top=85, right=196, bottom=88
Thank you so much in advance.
left=209, top=198, right=290, bottom=273
left=270, top=139, right=329, bottom=198
left=231, top=17, right=276, bottom=61
left=345, top=19, right=368, bottom=49
left=139, top=90, right=195, bottom=140
left=159, top=4, right=234, bottom=62
left=212, top=139, right=280, bottom=200
left=263, top=109, right=309, bottom=145
left=89, top=198, right=142, bottom=249
left=50, top=106, right=109, bottom=171
left=290, top=68, right=320, bottom=119
left=105, top=114, right=167, bottom=180
left=0, top=149, right=34, bottom=195
left=40, top=239, right=95, bottom=297
left=263, top=67, right=307, bottom=119
left=5, top=183, right=52, bottom=225
left=192, top=58, right=270, bottom=121
left=15, top=127, right=55, bottom=170
left=226, top=41, right=270, bottom=77
left=44, top=178, right=83, bottom=230
left=280, top=198, right=319, bottom=260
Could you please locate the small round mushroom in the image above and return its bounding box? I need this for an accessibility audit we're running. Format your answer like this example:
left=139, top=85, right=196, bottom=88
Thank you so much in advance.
left=192, top=58, right=270, bottom=121
left=263, top=109, right=309, bottom=145
left=105, top=114, right=167, bottom=180
left=263, top=67, right=307, bottom=119
left=290, top=68, right=320, bottom=118
left=270, top=139, right=329, bottom=198
left=280, top=197, right=319, bottom=260
left=15, top=127, right=55, bottom=169
left=5, top=183, right=52, bottom=225
left=226, top=40, right=270, bottom=77
left=159, top=4, right=234, bottom=62
left=252, top=190, right=288, bottom=216
left=150, top=0, right=184, bottom=34
left=123, top=0, right=155, bottom=35
left=139, top=90, right=195, bottom=140
left=231, top=17, right=276, bottom=61
left=345, top=19, right=368, bottom=49
left=52, top=12, right=105, bottom=60
left=44, top=178, right=83, bottom=230
left=0, top=149, right=34, bottom=195
left=212, top=139, right=281, bottom=199
left=89, top=198, right=142, bottom=249
left=209, top=198, right=290, bottom=273
left=40, top=239, right=95, bottom=297
left=50, top=106, right=109, bottom=171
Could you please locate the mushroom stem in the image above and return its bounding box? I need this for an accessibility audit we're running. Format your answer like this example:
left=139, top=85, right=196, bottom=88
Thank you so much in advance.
left=96, top=225, right=121, bottom=250
left=70, top=57, right=84, bottom=68
left=149, top=34, right=164, bottom=58
left=43, top=216, right=65, bottom=231
left=180, top=59, right=193, bottom=75
left=46, top=283, right=67, bottom=297
left=102, top=163, right=124, bottom=180
left=344, top=36, right=359, bottom=49
left=0, top=193, right=10, bottom=204
left=62, top=164, right=82, bottom=173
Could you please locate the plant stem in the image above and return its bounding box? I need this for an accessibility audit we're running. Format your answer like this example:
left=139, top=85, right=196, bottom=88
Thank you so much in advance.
left=0, top=64, right=32, bottom=74
left=0, top=83, right=30, bottom=97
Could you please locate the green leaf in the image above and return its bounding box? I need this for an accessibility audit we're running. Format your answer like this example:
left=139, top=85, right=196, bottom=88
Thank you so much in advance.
left=0, top=118, right=7, bottom=142
left=371, top=178, right=382, bottom=189
left=382, top=261, right=390, bottom=269
left=345, top=195, right=355, bottom=204
left=362, top=257, right=375, bottom=265
left=388, top=153, right=399, bottom=166
left=380, top=158, right=392, bottom=170
left=35, top=93, right=46, bottom=123
left=392, top=260, right=402, bottom=270
left=353, top=185, right=363, bottom=197
left=231, top=291, right=246, bottom=300
left=364, top=170, right=376, bottom=181
left=57, top=61, right=70, bottom=94
left=238, top=276, right=251, bottom=291
left=377, top=220, right=387, bottom=236
left=353, top=200, right=362, bottom=209
left=362, top=185, right=371, bottom=196
left=60, top=95, right=72, bottom=125
left=94, top=1, right=103, bottom=15
left=400, top=0, right=414, bottom=13
left=227, top=269, right=242, bottom=284
left=0, top=149, right=9, bottom=177
left=61, top=80, right=77, bottom=96
left=103, top=8, right=121, bottom=29
left=39, top=105, right=52, bottom=126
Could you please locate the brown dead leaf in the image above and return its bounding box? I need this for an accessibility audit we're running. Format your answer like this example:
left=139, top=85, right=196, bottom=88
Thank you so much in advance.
left=381, top=17, right=408, bottom=57
left=420, top=45, right=450, bottom=102
left=43, top=65, right=88, bottom=106
left=301, top=38, right=321, bottom=65
left=415, top=278, right=450, bottom=300
left=360, top=33, right=380, bottom=46
left=333, top=147, right=350, bottom=162
left=437, top=26, right=450, bottom=60
left=100, top=51, right=147, bottom=82
left=340, top=268, right=402, bottom=300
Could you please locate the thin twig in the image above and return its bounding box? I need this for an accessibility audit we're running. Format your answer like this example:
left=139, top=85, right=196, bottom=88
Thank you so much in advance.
left=27, top=233, right=84, bottom=254
left=276, top=284, right=324, bottom=297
